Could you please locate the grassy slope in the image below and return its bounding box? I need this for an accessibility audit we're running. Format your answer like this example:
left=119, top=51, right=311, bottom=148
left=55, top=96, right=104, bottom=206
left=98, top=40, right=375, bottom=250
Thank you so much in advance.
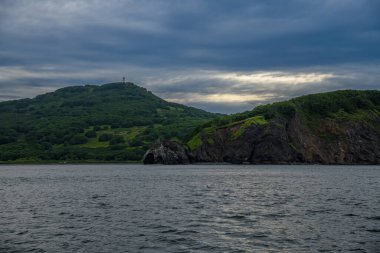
left=0, top=82, right=219, bottom=162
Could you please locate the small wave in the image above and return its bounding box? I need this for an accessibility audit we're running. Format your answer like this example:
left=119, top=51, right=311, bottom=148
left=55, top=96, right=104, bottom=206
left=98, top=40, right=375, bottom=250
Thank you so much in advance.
left=58, top=225, right=76, bottom=229
left=96, top=202, right=112, bottom=209
left=343, top=213, right=359, bottom=217
left=157, top=236, right=188, bottom=244
left=366, top=216, right=380, bottom=220
left=306, top=209, right=335, bottom=214
left=160, top=229, right=178, bottom=234
left=16, top=230, right=28, bottom=235
left=366, top=229, right=380, bottom=233
left=26, top=248, right=46, bottom=253
left=194, top=204, right=205, bottom=209
left=68, top=213, right=84, bottom=218
left=249, top=233, right=269, bottom=239
left=185, top=200, right=199, bottom=205
left=262, top=213, right=286, bottom=218
left=91, top=194, right=106, bottom=199
left=81, top=239, right=94, bottom=244
left=225, top=214, right=246, bottom=220
left=348, top=248, right=365, bottom=252
left=177, top=230, right=199, bottom=235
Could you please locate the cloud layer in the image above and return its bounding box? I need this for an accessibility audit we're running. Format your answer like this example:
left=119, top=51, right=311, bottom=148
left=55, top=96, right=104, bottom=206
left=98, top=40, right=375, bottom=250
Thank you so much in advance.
left=0, top=0, right=379, bottom=113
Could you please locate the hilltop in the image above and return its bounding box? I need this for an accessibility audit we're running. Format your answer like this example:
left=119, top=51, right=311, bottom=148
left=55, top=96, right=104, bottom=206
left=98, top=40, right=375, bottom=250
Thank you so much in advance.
left=145, top=90, right=380, bottom=164
left=0, top=82, right=219, bottom=162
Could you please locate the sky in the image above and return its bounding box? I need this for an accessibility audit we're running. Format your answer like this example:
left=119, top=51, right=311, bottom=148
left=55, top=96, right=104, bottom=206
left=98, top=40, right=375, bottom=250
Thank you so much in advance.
left=0, top=0, right=379, bottom=114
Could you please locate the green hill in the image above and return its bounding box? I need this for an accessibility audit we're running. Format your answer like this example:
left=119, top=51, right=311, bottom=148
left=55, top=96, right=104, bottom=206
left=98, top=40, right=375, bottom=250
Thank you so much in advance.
left=185, top=90, right=380, bottom=164
left=0, top=82, right=219, bottom=162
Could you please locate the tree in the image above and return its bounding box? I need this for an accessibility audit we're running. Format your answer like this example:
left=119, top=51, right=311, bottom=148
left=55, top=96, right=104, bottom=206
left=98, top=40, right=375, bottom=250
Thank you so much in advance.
left=69, top=135, right=88, bottom=145
left=98, top=133, right=112, bottom=142
left=110, top=136, right=125, bottom=145
left=85, top=130, right=97, bottom=138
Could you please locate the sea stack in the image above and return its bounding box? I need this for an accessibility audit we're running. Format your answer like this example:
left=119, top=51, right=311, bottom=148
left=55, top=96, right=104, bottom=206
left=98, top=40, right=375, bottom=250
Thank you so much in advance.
left=143, top=139, right=193, bottom=164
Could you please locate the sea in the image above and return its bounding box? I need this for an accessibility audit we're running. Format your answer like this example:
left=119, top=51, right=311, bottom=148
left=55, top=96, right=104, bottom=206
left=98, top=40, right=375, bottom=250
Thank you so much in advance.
left=0, top=164, right=379, bottom=252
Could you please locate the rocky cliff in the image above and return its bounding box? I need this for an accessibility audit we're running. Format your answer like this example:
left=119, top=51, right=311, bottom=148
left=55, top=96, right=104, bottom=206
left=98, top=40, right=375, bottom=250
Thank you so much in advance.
left=143, top=90, right=380, bottom=165
left=184, top=90, right=380, bottom=164
left=189, top=113, right=380, bottom=164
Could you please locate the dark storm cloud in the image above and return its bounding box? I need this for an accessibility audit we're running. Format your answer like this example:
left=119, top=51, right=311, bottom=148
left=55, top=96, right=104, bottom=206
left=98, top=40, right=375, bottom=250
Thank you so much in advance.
left=0, top=0, right=379, bottom=113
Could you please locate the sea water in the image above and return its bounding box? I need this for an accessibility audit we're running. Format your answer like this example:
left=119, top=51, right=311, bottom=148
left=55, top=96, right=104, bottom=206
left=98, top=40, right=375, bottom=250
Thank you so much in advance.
left=0, top=164, right=379, bottom=252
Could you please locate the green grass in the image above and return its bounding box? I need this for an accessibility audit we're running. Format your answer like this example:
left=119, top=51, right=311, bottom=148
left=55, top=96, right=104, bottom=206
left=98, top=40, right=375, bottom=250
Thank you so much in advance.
left=80, top=126, right=147, bottom=148
left=113, top=126, right=147, bottom=142
left=232, top=116, right=268, bottom=139
left=80, top=138, right=109, bottom=148
left=289, top=143, right=298, bottom=152
left=187, top=133, right=203, bottom=151
left=204, top=127, right=216, bottom=134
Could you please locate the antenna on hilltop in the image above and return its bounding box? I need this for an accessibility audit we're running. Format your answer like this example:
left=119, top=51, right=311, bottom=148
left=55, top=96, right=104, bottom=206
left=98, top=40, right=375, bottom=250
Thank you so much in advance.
left=122, top=76, right=126, bottom=84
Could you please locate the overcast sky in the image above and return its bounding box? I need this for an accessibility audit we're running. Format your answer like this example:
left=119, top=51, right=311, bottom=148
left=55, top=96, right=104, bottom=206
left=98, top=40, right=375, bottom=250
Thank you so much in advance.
left=0, top=0, right=379, bottom=113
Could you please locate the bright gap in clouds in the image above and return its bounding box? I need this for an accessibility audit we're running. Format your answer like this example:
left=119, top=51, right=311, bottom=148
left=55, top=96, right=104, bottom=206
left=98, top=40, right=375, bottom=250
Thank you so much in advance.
left=161, top=71, right=337, bottom=105
left=167, top=93, right=276, bottom=103
left=212, top=72, right=336, bottom=85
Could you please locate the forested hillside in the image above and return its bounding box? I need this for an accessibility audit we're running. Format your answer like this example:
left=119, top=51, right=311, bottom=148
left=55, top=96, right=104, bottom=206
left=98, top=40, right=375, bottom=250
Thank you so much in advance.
left=0, top=82, right=218, bottom=162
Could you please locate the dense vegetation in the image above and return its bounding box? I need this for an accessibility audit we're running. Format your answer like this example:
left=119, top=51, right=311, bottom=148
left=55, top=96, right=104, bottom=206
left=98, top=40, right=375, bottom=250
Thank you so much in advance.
left=0, top=82, right=218, bottom=162
left=187, top=90, right=380, bottom=148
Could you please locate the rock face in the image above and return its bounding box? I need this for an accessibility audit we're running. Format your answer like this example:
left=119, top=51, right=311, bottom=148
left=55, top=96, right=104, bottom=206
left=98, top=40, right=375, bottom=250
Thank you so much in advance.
left=191, top=115, right=380, bottom=164
left=143, top=140, right=193, bottom=164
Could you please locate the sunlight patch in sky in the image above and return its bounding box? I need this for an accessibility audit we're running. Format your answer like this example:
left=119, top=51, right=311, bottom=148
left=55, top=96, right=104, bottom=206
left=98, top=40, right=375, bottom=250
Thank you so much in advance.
left=212, top=72, right=336, bottom=85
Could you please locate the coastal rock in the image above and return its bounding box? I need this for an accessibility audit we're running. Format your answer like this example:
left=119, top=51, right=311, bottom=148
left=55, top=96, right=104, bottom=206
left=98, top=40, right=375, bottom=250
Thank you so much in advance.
left=143, top=140, right=193, bottom=164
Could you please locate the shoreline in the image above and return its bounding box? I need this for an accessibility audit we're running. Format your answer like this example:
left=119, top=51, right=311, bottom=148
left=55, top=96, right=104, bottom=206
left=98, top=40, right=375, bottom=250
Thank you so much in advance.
left=1, top=162, right=379, bottom=166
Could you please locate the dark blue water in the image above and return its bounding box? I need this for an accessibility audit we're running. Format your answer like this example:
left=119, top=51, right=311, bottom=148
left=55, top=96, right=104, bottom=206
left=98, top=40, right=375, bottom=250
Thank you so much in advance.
left=0, top=165, right=379, bottom=252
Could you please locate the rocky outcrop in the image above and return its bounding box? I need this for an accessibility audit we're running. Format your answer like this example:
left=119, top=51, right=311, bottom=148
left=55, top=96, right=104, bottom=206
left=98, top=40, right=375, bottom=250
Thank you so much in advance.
left=143, top=139, right=193, bottom=164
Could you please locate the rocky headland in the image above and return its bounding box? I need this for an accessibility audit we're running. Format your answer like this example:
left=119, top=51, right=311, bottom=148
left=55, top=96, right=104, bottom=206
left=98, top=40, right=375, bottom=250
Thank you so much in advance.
left=145, top=90, right=380, bottom=165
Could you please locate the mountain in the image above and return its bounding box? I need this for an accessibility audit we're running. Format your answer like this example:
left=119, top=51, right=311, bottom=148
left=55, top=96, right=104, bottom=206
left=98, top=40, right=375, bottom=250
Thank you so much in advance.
left=176, top=90, right=380, bottom=164
left=0, top=82, right=219, bottom=162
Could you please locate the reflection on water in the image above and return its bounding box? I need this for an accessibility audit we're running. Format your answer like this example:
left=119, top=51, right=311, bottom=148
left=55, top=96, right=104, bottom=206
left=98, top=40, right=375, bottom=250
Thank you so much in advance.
left=0, top=164, right=379, bottom=252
